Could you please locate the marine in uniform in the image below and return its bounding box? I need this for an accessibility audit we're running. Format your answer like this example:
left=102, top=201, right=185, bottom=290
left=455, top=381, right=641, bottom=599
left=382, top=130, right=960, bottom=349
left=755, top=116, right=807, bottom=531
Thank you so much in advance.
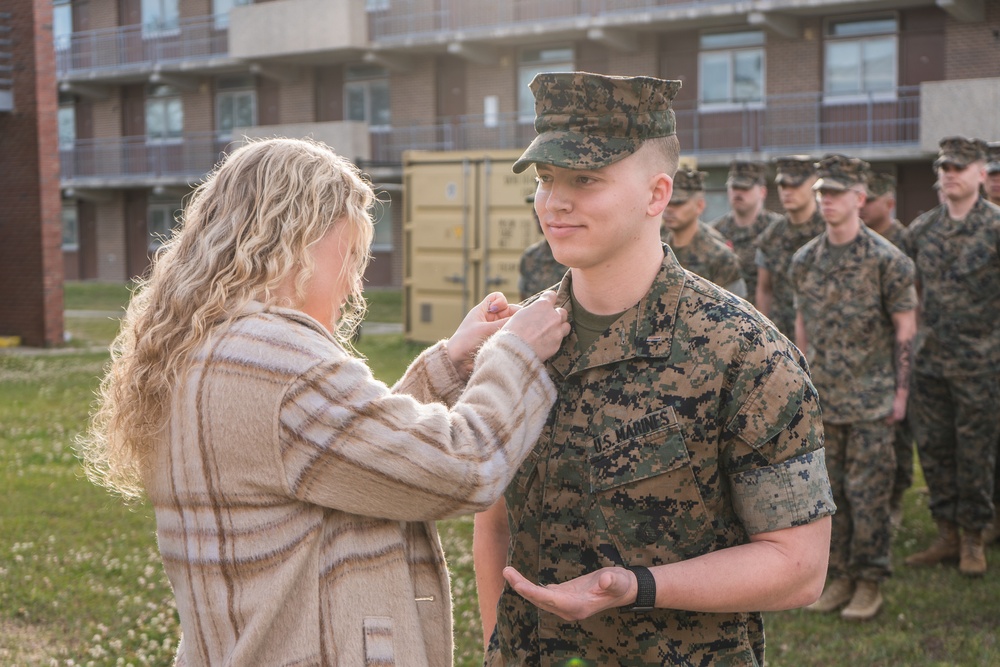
left=859, top=170, right=914, bottom=526
left=474, top=72, right=835, bottom=667
left=985, top=141, right=1000, bottom=207
left=661, top=168, right=747, bottom=298
left=710, top=160, right=783, bottom=305
left=902, top=137, right=1000, bottom=576
left=756, top=156, right=826, bottom=338
left=519, top=194, right=569, bottom=301
left=790, top=155, right=917, bottom=621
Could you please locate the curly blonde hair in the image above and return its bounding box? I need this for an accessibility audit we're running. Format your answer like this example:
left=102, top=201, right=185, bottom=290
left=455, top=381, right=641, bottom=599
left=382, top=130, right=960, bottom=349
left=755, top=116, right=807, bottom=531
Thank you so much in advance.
left=80, top=138, right=376, bottom=500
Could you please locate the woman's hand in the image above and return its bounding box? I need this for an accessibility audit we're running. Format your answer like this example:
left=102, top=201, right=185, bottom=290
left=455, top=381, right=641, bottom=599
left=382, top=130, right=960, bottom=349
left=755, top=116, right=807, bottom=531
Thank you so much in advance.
left=501, top=291, right=570, bottom=362
left=447, top=292, right=521, bottom=379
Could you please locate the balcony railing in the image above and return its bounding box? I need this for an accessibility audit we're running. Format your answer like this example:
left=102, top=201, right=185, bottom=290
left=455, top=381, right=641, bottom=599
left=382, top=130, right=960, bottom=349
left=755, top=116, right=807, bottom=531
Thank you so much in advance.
left=56, top=15, right=229, bottom=79
left=60, top=132, right=234, bottom=183
left=372, top=88, right=922, bottom=162
left=370, top=0, right=738, bottom=41
left=59, top=89, right=921, bottom=183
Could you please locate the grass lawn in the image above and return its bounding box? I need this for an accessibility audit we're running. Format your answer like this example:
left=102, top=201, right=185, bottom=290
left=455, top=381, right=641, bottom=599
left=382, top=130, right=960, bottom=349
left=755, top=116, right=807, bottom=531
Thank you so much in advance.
left=1, top=285, right=997, bottom=665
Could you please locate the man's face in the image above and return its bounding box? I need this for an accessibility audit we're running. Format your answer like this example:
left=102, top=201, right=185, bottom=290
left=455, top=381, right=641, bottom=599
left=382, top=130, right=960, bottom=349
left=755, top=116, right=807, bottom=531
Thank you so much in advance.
left=937, top=161, right=986, bottom=204
left=860, top=192, right=894, bottom=226
left=727, top=184, right=764, bottom=216
left=662, top=195, right=703, bottom=232
left=777, top=176, right=817, bottom=215
left=816, top=186, right=864, bottom=228
left=986, top=171, right=1000, bottom=203
left=533, top=150, right=664, bottom=271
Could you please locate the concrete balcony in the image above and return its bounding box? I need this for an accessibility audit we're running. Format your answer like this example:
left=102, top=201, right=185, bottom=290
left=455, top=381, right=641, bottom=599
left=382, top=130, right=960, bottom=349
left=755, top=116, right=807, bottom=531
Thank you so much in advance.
left=60, top=132, right=233, bottom=188
left=374, top=87, right=924, bottom=165
left=235, top=121, right=372, bottom=162
left=919, top=77, right=1000, bottom=151
left=229, top=0, right=369, bottom=62
left=56, top=16, right=235, bottom=84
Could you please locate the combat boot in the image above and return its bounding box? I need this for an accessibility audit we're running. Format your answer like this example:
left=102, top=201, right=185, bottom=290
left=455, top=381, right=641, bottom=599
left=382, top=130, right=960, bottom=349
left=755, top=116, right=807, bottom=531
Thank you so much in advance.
left=905, top=519, right=959, bottom=566
left=805, top=578, right=854, bottom=613
left=840, top=580, right=883, bottom=621
left=959, top=530, right=987, bottom=577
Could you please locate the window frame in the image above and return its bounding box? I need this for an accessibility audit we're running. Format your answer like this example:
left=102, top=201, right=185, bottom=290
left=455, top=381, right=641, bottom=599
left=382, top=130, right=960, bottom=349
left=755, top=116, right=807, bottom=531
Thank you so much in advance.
left=822, top=14, right=899, bottom=105
left=145, top=85, right=184, bottom=144
left=61, top=202, right=79, bottom=252
left=53, top=0, right=73, bottom=52
left=344, top=67, right=391, bottom=130
left=147, top=202, right=182, bottom=252
left=215, top=76, right=257, bottom=139
left=697, top=30, right=765, bottom=112
left=141, top=0, right=180, bottom=35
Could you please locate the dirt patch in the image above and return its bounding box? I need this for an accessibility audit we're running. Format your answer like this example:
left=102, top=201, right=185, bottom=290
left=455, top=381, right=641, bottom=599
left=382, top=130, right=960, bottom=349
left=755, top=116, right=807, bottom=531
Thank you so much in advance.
left=0, top=619, right=67, bottom=665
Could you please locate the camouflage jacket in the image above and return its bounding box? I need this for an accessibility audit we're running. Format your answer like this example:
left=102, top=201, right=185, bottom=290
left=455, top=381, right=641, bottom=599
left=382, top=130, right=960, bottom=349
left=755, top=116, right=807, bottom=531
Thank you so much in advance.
left=711, top=208, right=783, bottom=304
left=790, top=226, right=917, bottom=423
left=487, top=249, right=835, bottom=667
left=661, top=221, right=747, bottom=298
left=869, top=218, right=906, bottom=249
left=903, top=198, right=1000, bottom=377
left=519, top=238, right=569, bottom=300
left=755, top=210, right=826, bottom=337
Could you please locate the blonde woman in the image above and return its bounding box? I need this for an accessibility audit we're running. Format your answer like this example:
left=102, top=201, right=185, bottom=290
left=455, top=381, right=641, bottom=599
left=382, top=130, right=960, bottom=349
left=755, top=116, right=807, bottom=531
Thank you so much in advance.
left=80, top=138, right=569, bottom=666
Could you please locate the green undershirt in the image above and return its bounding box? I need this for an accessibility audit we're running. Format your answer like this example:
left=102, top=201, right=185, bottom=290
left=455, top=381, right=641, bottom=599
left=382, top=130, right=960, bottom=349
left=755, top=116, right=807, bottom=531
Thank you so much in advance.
left=570, top=289, right=626, bottom=353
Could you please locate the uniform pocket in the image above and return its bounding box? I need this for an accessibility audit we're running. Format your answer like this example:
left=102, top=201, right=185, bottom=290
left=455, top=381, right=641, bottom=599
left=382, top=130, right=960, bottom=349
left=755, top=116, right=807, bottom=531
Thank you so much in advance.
left=589, top=421, right=712, bottom=563
left=363, top=617, right=395, bottom=666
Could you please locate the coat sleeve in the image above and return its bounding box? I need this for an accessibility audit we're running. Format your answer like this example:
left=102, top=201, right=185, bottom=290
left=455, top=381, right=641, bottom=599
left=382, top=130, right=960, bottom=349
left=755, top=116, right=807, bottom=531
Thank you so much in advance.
left=277, top=331, right=556, bottom=521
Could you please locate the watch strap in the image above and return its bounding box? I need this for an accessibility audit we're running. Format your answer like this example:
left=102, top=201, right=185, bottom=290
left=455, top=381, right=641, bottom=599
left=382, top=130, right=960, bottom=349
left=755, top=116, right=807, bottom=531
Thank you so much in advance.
left=624, top=565, right=656, bottom=611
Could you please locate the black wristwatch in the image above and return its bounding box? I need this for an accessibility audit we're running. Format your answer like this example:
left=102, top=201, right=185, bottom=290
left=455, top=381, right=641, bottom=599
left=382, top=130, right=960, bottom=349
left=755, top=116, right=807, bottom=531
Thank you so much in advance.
left=623, top=566, right=656, bottom=611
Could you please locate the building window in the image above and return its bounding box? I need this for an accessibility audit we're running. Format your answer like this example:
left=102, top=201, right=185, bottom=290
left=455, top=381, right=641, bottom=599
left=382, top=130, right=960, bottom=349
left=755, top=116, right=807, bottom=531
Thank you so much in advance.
left=365, top=0, right=390, bottom=10
left=62, top=203, right=79, bottom=251
left=824, top=16, right=897, bottom=100
left=212, top=0, right=251, bottom=30
left=146, top=85, right=183, bottom=142
left=216, top=76, right=256, bottom=138
left=518, top=47, right=573, bottom=122
left=142, top=0, right=179, bottom=32
left=58, top=94, right=75, bottom=148
left=53, top=0, right=72, bottom=51
left=371, top=196, right=392, bottom=251
left=345, top=66, right=390, bottom=128
left=698, top=31, right=764, bottom=108
left=148, top=203, right=182, bottom=252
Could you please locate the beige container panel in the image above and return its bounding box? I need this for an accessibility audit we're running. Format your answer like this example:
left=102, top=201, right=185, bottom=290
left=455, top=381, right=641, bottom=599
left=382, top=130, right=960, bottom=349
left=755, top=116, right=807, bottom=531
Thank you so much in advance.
left=407, top=295, right=468, bottom=344
left=409, top=252, right=469, bottom=294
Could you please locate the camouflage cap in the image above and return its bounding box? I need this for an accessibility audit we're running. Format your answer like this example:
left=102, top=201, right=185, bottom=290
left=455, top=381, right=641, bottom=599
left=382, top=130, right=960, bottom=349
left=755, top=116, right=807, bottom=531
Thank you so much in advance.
left=773, top=155, right=817, bottom=187
left=865, top=171, right=896, bottom=198
left=987, top=141, right=1000, bottom=174
left=669, top=168, right=707, bottom=204
left=727, top=160, right=767, bottom=188
left=512, top=72, right=682, bottom=174
left=933, top=136, right=988, bottom=169
left=813, top=154, right=870, bottom=192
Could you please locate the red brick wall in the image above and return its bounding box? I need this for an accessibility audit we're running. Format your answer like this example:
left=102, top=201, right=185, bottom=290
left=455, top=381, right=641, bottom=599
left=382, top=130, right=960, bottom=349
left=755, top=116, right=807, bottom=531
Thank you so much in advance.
left=0, top=0, right=64, bottom=346
left=945, top=4, right=1000, bottom=80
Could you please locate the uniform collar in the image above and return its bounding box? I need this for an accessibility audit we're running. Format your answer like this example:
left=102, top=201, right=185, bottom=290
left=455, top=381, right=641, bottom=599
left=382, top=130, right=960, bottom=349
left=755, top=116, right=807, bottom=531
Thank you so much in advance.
left=548, top=246, right=685, bottom=379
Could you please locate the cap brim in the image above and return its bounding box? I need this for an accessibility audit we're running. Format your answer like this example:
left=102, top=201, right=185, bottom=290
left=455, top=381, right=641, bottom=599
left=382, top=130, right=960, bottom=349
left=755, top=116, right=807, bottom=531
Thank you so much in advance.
left=512, top=130, right=639, bottom=174
left=669, top=191, right=692, bottom=204
left=727, top=177, right=758, bottom=189
left=933, top=156, right=970, bottom=169
left=775, top=174, right=806, bottom=187
left=813, top=178, right=849, bottom=192
left=987, top=161, right=1000, bottom=174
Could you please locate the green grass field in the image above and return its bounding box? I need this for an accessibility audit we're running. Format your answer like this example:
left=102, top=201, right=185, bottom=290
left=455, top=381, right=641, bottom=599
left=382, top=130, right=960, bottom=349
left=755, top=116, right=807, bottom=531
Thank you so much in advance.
left=1, top=283, right=997, bottom=665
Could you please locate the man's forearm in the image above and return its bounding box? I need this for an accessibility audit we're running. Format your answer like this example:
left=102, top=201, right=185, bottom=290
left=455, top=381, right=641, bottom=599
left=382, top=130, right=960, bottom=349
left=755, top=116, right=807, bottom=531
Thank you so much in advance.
left=474, top=501, right=510, bottom=648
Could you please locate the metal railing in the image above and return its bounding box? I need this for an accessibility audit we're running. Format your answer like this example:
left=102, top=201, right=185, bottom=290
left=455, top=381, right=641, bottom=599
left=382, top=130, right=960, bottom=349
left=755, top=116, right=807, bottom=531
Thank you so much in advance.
left=370, top=0, right=739, bottom=41
left=59, top=89, right=921, bottom=182
left=0, top=11, right=12, bottom=111
left=371, top=88, right=922, bottom=162
left=56, top=15, right=229, bottom=78
left=60, top=132, right=236, bottom=182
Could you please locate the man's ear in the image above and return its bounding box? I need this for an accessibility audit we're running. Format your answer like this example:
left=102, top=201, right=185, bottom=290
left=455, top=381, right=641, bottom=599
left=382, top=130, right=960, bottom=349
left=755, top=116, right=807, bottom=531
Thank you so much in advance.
left=648, top=173, right=673, bottom=217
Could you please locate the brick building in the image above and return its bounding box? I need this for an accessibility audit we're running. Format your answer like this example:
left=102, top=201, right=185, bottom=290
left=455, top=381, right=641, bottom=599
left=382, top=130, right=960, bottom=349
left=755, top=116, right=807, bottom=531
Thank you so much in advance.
left=0, top=0, right=64, bottom=347
left=54, top=0, right=1000, bottom=286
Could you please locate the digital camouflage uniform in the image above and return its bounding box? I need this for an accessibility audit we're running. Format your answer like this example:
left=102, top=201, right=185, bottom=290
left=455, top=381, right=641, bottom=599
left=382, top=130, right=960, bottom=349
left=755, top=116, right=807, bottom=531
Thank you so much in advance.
left=491, top=71, right=836, bottom=667
left=865, top=170, right=914, bottom=500
left=662, top=168, right=747, bottom=298
left=519, top=238, right=568, bottom=300
left=790, top=155, right=918, bottom=583
left=755, top=209, right=825, bottom=338
left=903, top=156, right=1000, bottom=532
left=711, top=160, right=783, bottom=305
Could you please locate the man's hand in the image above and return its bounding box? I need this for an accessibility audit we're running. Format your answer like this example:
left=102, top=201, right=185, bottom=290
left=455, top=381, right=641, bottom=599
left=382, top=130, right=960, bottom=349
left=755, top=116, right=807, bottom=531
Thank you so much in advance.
left=502, top=565, right=638, bottom=622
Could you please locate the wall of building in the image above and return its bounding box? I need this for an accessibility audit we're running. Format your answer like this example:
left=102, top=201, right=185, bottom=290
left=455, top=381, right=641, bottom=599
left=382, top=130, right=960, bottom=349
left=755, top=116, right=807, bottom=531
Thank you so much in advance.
left=0, top=0, right=64, bottom=346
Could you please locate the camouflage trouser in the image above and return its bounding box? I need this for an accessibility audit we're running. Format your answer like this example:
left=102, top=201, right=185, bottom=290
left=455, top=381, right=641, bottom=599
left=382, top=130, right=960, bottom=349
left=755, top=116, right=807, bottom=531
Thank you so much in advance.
left=824, top=420, right=895, bottom=582
left=891, top=419, right=915, bottom=501
left=909, top=373, right=1000, bottom=530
